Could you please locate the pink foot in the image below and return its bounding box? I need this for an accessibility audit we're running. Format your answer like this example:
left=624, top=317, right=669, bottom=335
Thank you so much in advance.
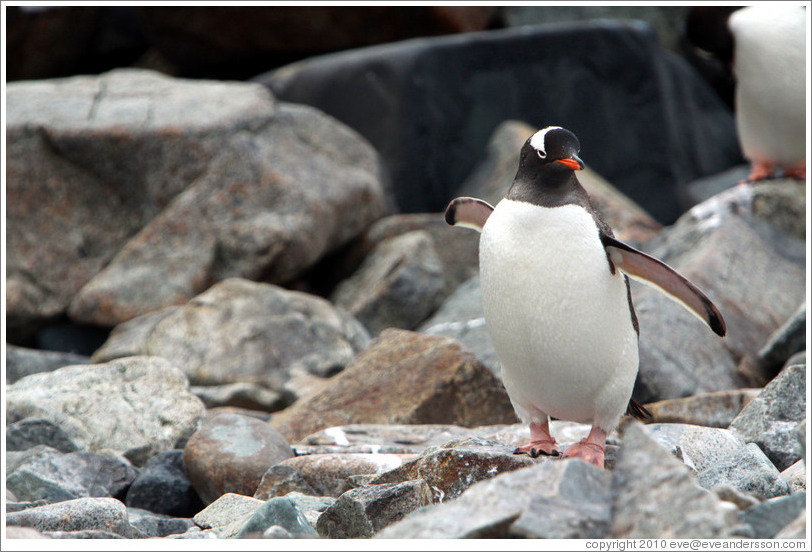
left=513, top=420, right=560, bottom=458
left=745, top=160, right=776, bottom=182
left=563, top=440, right=605, bottom=467
left=783, top=164, right=806, bottom=180
left=562, top=425, right=607, bottom=468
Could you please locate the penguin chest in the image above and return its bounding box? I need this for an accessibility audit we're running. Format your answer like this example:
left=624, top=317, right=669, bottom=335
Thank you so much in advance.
left=479, top=199, right=638, bottom=423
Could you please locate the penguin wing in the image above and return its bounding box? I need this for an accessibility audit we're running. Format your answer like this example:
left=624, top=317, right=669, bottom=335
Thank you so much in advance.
left=601, top=235, right=726, bottom=337
left=444, top=197, right=495, bottom=232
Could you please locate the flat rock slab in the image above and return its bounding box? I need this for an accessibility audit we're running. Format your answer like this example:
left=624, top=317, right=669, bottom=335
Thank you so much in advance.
left=93, top=278, right=370, bottom=393
left=6, top=356, right=205, bottom=466
left=645, top=389, right=760, bottom=428
left=269, top=329, right=517, bottom=442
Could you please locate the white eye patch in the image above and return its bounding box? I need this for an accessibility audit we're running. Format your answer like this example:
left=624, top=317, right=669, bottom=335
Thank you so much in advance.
left=530, top=126, right=562, bottom=158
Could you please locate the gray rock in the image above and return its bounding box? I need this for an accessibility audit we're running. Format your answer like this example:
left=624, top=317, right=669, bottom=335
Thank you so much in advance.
left=5, top=345, right=91, bottom=385
left=371, top=437, right=539, bottom=503
left=376, top=459, right=610, bottom=538
left=127, top=508, right=195, bottom=538
left=93, top=279, right=370, bottom=397
left=643, top=424, right=789, bottom=499
left=6, top=356, right=205, bottom=466
left=8, top=68, right=389, bottom=331
left=634, top=183, right=805, bottom=402
left=282, top=492, right=336, bottom=529
left=43, top=530, right=127, bottom=539
left=775, top=510, right=807, bottom=539
left=256, top=453, right=412, bottom=500
left=734, top=492, right=806, bottom=539
left=644, top=389, right=760, bottom=428
left=183, top=412, right=294, bottom=505
left=797, top=420, right=806, bottom=463
left=6, top=417, right=82, bottom=453
left=6, top=497, right=132, bottom=538
left=236, top=496, right=318, bottom=538
left=192, top=493, right=263, bottom=533
left=125, top=450, right=204, bottom=518
left=6, top=445, right=136, bottom=504
left=730, top=364, right=806, bottom=470
left=611, top=422, right=729, bottom=538
left=419, top=275, right=500, bottom=376
left=317, top=480, right=433, bottom=538
left=191, top=382, right=285, bottom=412
left=269, top=329, right=517, bottom=443
left=331, top=231, right=446, bottom=335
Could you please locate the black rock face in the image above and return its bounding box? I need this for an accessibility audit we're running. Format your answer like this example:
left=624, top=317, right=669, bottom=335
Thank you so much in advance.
left=125, top=450, right=204, bottom=518
left=259, top=21, right=742, bottom=223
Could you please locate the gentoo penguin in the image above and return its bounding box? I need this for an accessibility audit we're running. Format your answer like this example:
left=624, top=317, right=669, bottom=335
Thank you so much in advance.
left=686, top=6, right=806, bottom=181
left=728, top=6, right=806, bottom=181
left=445, top=126, right=726, bottom=468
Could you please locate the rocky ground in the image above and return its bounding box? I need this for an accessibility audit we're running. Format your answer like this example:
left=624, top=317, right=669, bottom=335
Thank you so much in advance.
left=4, top=6, right=808, bottom=542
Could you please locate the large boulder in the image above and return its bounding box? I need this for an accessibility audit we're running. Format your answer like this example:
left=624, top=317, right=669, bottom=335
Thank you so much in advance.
left=92, top=278, right=370, bottom=399
left=6, top=356, right=205, bottom=466
left=258, top=22, right=740, bottom=221
left=6, top=68, right=387, bottom=337
left=269, top=329, right=517, bottom=442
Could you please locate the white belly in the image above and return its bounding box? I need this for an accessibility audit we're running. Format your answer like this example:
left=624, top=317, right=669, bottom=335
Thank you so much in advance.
left=730, top=6, right=806, bottom=166
left=480, top=199, right=638, bottom=431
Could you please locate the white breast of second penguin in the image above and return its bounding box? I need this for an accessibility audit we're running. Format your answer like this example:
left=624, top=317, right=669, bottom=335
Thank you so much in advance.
left=479, top=198, right=639, bottom=425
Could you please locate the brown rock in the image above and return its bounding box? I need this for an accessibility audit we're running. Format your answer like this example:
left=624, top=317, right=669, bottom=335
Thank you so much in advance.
left=645, top=389, right=761, bottom=428
left=183, top=413, right=294, bottom=505
left=256, top=453, right=415, bottom=499
left=269, top=329, right=517, bottom=442
left=371, top=437, right=540, bottom=502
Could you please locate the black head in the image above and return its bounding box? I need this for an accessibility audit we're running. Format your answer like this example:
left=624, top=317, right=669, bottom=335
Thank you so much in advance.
left=521, top=126, right=584, bottom=174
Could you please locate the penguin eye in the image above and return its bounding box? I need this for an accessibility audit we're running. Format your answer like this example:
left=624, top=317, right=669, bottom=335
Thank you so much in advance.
left=537, top=150, right=546, bottom=159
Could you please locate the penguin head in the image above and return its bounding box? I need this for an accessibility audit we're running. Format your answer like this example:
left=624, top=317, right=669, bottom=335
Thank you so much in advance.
left=522, top=126, right=585, bottom=173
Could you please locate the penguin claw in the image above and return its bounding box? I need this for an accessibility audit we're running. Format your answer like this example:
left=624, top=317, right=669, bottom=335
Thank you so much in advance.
left=513, top=440, right=559, bottom=458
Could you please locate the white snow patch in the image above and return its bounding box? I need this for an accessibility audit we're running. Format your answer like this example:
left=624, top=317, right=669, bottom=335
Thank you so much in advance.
left=323, top=427, right=350, bottom=447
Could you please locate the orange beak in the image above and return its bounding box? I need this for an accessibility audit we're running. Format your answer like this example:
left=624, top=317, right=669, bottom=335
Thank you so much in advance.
left=557, top=156, right=584, bottom=170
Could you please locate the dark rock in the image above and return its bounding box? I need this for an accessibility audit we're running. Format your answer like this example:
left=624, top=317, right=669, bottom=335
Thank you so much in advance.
left=256, top=453, right=413, bottom=500
left=93, top=279, right=370, bottom=398
left=331, top=231, right=446, bottom=335
left=260, top=22, right=739, bottom=222
left=317, top=480, right=432, bottom=538
left=611, top=421, right=729, bottom=538
left=138, top=6, right=496, bottom=78
left=183, top=413, right=294, bottom=505
left=127, top=508, right=195, bottom=538
left=269, top=329, right=517, bottom=442
left=6, top=356, right=205, bottom=466
left=633, top=183, right=805, bottom=402
left=644, top=389, right=760, bottom=428
left=6, top=418, right=82, bottom=453
left=376, top=459, right=610, bottom=538
left=236, top=496, right=318, bottom=538
left=741, top=303, right=806, bottom=384
left=6, top=446, right=136, bottom=504
left=734, top=492, right=806, bottom=539
left=125, top=450, right=204, bottom=518
left=370, top=437, right=539, bottom=502
left=5, top=497, right=132, bottom=538
left=5, top=345, right=90, bottom=385
left=729, top=364, right=806, bottom=471
left=280, top=492, right=336, bottom=529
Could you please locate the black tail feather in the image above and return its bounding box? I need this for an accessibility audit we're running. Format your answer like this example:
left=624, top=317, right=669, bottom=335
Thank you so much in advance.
left=626, top=398, right=653, bottom=422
